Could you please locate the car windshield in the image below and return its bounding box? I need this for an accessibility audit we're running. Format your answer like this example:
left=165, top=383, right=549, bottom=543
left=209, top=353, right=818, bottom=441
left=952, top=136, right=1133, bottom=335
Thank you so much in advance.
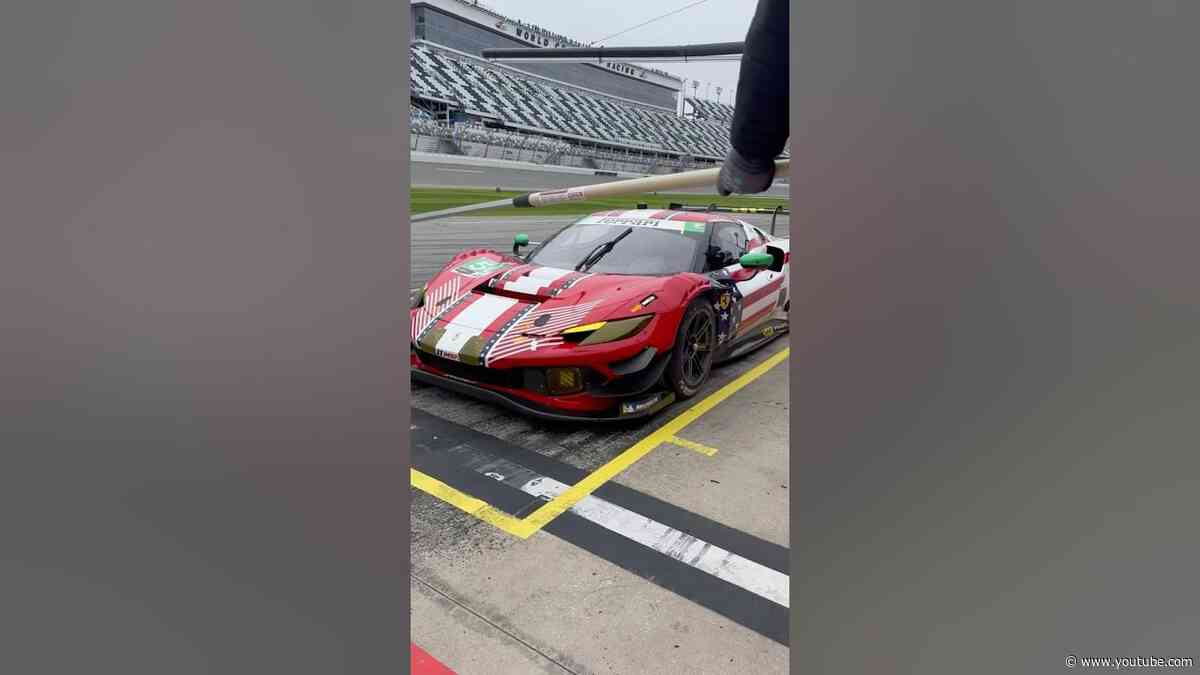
left=528, top=222, right=701, bottom=275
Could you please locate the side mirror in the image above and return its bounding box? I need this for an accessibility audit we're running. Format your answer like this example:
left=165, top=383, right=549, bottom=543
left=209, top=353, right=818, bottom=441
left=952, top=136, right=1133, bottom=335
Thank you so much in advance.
left=512, top=233, right=529, bottom=255
left=739, top=251, right=773, bottom=269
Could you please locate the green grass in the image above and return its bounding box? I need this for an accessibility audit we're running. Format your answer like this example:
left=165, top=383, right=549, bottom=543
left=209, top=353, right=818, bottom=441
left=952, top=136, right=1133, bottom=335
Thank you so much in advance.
left=411, top=187, right=788, bottom=217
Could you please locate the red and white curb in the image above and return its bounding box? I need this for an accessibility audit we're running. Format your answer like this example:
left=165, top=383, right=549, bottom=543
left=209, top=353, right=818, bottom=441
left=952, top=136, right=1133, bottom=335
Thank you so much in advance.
left=411, top=643, right=457, bottom=675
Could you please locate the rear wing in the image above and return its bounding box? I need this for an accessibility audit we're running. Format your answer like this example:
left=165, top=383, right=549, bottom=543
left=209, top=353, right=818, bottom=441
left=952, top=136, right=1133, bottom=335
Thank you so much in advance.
left=664, top=202, right=789, bottom=236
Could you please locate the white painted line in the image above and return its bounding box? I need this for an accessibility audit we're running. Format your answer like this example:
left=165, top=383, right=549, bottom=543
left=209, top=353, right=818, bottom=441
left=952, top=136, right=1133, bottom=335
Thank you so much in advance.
left=434, top=167, right=486, bottom=174
left=515, top=474, right=790, bottom=608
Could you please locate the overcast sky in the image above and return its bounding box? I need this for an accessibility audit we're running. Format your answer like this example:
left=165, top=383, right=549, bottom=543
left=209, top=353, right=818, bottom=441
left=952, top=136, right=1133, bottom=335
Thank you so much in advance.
left=482, top=0, right=759, bottom=104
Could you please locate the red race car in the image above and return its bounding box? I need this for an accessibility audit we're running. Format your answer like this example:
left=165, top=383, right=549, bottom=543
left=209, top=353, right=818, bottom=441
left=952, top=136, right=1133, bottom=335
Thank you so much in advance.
left=410, top=207, right=789, bottom=421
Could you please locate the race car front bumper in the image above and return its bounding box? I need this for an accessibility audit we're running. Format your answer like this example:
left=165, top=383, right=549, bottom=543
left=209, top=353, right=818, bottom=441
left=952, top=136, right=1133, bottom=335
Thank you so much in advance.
left=411, top=367, right=675, bottom=422
left=410, top=346, right=677, bottom=422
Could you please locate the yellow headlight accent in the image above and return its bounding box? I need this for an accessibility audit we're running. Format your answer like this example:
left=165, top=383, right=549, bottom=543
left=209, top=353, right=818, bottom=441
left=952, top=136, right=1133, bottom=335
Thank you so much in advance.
left=578, top=315, right=653, bottom=345
left=561, top=321, right=607, bottom=335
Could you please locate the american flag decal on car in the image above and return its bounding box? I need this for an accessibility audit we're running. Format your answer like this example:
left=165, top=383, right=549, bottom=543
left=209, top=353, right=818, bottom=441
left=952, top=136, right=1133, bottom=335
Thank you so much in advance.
left=484, top=301, right=598, bottom=366
left=411, top=277, right=466, bottom=342
left=548, top=271, right=592, bottom=296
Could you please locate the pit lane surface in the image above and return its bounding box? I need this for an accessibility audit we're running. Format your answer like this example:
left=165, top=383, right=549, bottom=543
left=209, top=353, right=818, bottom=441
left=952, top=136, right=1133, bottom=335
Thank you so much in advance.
left=411, top=212, right=791, bottom=674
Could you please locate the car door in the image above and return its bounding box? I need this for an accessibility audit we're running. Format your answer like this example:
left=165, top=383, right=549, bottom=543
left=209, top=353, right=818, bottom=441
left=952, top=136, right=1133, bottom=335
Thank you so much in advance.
left=711, top=221, right=786, bottom=338
left=705, top=220, right=746, bottom=272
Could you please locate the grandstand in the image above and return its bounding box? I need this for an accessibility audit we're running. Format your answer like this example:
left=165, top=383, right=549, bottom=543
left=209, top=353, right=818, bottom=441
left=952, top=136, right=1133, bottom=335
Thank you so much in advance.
left=412, top=43, right=731, bottom=158
left=412, top=0, right=681, bottom=110
left=409, top=0, right=788, bottom=176
left=685, top=98, right=736, bottom=127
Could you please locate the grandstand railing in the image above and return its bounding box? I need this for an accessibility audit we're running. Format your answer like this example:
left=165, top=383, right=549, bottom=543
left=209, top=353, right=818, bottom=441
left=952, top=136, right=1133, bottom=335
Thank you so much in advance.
left=408, top=119, right=718, bottom=175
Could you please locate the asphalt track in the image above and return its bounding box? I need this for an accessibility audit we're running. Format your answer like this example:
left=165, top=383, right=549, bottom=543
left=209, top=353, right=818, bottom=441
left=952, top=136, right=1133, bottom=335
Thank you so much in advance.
left=410, top=208, right=791, bottom=674
left=411, top=154, right=792, bottom=197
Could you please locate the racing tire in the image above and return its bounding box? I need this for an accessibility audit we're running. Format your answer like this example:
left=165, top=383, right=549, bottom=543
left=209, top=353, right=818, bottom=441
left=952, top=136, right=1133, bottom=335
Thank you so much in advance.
left=664, top=297, right=718, bottom=400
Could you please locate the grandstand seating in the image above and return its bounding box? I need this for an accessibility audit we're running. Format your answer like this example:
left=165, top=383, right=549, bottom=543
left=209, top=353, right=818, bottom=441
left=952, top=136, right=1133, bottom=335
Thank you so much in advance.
left=411, top=43, right=736, bottom=160
left=685, top=98, right=735, bottom=126
left=411, top=119, right=572, bottom=154
left=409, top=117, right=701, bottom=174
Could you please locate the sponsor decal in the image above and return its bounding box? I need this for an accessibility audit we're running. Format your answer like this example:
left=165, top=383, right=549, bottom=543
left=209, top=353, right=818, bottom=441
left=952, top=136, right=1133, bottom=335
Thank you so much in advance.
left=621, top=393, right=663, bottom=415
left=454, top=256, right=510, bottom=277
left=536, top=189, right=586, bottom=205
left=603, top=61, right=647, bottom=79
left=683, top=222, right=707, bottom=233
left=595, top=216, right=661, bottom=227
left=762, top=325, right=775, bottom=338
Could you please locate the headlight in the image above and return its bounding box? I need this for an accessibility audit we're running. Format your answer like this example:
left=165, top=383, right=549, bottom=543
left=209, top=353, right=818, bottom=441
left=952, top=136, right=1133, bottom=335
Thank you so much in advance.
left=561, top=315, right=652, bottom=346
left=545, top=367, right=584, bottom=395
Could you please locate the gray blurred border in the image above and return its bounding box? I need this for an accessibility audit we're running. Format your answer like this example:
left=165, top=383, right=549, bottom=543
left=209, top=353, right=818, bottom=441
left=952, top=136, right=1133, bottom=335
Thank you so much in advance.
left=401, top=11, right=415, bottom=671
left=1, top=2, right=411, bottom=672
left=790, top=2, right=1200, bottom=673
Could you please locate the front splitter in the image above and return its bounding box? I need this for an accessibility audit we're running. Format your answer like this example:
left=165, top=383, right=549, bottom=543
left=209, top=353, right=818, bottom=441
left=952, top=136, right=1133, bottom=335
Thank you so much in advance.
left=411, top=366, right=676, bottom=423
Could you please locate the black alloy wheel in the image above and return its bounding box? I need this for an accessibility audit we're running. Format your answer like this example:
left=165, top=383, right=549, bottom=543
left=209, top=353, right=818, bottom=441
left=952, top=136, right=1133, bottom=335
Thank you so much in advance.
left=664, top=297, right=717, bottom=399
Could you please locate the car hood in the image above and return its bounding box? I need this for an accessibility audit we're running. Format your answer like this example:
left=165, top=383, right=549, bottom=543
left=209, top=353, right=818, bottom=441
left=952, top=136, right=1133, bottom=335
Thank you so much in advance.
left=412, top=250, right=692, bottom=365
left=487, top=262, right=666, bottom=310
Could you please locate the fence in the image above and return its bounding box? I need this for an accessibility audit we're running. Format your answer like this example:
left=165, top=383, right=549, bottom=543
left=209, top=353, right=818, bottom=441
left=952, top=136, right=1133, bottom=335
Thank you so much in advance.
left=408, top=119, right=718, bottom=175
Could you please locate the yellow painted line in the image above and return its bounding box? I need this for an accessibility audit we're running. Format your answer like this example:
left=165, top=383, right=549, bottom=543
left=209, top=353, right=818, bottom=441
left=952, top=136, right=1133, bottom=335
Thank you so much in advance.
left=521, top=346, right=789, bottom=531
left=410, top=468, right=536, bottom=539
left=410, top=346, right=789, bottom=538
left=668, top=436, right=719, bottom=456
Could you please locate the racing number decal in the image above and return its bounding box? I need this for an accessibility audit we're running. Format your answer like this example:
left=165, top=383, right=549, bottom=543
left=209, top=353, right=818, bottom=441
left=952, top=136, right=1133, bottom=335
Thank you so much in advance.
left=454, top=256, right=511, bottom=277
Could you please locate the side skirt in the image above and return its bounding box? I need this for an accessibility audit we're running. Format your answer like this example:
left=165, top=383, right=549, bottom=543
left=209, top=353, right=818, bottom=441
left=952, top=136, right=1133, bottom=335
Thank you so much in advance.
left=714, top=318, right=789, bottom=364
